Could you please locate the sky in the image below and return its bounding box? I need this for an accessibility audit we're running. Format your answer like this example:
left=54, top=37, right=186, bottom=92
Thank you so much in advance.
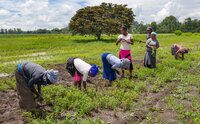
left=0, top=0, right=199, bottom=30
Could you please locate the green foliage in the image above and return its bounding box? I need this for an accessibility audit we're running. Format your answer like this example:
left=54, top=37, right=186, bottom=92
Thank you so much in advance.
left=181, top=17, right=200, bottom=33
left=174, top=30, right=182, bottom=36
left=69, top=2, right=135, bottom=39
left=157, top=15, right=181, bottom=33
left=0, top=77, right=15, bottom=91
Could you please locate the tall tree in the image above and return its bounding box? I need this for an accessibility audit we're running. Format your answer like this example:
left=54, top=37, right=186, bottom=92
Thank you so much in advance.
left=69, top=3, right=135, bottom=39
left=157, top=15, right=181, bottom=33
left=150, top=21, right=157, bottom=31
left=181, top=18, right=200, bottom=32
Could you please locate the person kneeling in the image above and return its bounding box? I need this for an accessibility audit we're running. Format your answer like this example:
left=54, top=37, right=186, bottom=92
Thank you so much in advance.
left=101, top=53, right=130, bottom=86
left=66, top=58, right=99, bottom=90
left=171, top=44, right=188, bottom=60
left=15, top=62, right=59, bottom=111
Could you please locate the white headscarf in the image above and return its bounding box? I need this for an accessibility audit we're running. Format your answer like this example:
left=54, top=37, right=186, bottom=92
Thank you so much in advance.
left=43, top=69, right=59, bottom=84
left=121, top=58, right=130, bottom=69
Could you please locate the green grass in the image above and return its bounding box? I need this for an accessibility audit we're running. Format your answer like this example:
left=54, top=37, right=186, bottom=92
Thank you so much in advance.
left=0, top=34, right=200, bottom=123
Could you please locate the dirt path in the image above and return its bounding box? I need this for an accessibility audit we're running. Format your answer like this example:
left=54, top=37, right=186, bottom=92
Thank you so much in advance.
left=0, top=90, right=25, bottom=124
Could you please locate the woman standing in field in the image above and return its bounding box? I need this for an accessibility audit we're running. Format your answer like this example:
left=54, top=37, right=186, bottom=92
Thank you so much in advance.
left=116, top=26, right=133, bottom=78
left=144, top=32, right=160, bottom=68
left=66, top=58, right=99, bottom=90
left=146, top=27, right=153, bottom=40
left=139, top=27, right=153, bottom=43
left=101, top=53, right=130, bottom=86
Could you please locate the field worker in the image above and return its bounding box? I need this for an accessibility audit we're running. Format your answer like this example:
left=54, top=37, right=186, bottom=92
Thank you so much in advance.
left=101, top=53, right=130, bottom=86
left=144, top=32, right=160, bottom=68
left=139, top=27, right=153, bottom=43
left=116, top=26, right=133, bottom=78
left=66, top=58, right=99, bottom=90
left=15, top=62, right=59, bottom=111
left=171, top=44, right=188, bottom=60
left=146, top=27, right=153, bottom=40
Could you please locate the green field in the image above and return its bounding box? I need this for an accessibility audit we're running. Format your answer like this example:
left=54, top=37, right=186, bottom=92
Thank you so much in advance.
left=0, top=34, right=200, bottom=123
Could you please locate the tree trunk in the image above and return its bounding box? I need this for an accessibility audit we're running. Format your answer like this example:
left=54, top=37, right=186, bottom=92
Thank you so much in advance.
left=96, top=33, right=101, bottom=40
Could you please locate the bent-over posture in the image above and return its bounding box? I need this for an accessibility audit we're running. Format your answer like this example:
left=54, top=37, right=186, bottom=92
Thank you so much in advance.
left=171, top=44, right=188, bottom=60
left=101, top=53, right=130, bottom=86
left=15, top=62, right=59, bottom=111
left=66, top=58, right=99, bottom=90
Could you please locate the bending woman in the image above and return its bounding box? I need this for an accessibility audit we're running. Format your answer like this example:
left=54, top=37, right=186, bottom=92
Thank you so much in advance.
left=66, top=58, right=99, bottom=90
left=15, top=62, right=59, bottom=111
left=144, top=32, right=160, bottom=68
left=171, top=44, right=188, bottom=60
left=101, top=53, right=130, bottom=86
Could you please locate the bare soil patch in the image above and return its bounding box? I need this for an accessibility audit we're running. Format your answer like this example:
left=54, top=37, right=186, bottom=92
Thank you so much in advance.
left=0, top=90, right=26, bottom=124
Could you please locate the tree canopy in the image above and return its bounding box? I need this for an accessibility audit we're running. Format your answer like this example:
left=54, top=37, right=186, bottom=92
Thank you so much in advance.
left=69, top=3, right=135, bottom=39
left=132, top=16, right=200, bottom=34
left=157, top=16, right=181, bottom=33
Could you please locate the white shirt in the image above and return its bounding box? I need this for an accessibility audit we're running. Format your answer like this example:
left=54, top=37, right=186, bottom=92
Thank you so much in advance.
left=118, top=33, right=133, bottom=50
left=74, top=58, right=91, bottom=82
left=106, top=54, right=122, bottom=69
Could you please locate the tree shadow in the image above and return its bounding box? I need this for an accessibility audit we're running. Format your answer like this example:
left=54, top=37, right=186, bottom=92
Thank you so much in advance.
left=72, top=38, right=116, bottom=43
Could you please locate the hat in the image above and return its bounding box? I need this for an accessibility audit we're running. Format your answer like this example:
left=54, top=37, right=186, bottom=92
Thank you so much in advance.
left=151, top=32, right=157, bottom=36
left=43, top=69, right=59, bottom=84
left=147, top=27, right=152, bottom=31
left=121, top=58, right=130, bottom=69
left=90, top=65, right=99, bottom=77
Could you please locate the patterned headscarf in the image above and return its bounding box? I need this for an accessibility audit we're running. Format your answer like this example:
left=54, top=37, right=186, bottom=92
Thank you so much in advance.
left=43, top=69, right=59, bottom=84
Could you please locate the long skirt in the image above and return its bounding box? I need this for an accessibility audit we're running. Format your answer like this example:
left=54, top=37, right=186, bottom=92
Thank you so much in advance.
left=119, top=49, right=133, bottom=70
left=15, top=69, right=36, bottom=111
left=144, top=51, right=156, bottom=68
left=102, top=53, right=116, bottom=81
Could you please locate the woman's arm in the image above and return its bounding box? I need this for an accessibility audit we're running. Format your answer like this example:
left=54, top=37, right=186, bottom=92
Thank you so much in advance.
left=82, top=71, right=89, bottom=90
left=28, top=78, right=40, bottom=96
left=156, top=41, right=160, bottom=48
left=176, top=48, right=182, bottom=54
left=37, top=84, right=43, bottom=101
left=116, top=38, right=121, bottom=45
left=125, top=39, right=133, bottom=45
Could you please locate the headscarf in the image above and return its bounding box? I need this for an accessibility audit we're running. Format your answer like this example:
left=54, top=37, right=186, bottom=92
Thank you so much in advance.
left=151, top=32, right=157, bottom=36
left=90, top=65, right=99, bottom=77
left=121, top=58, right=130, bottom=69
left=43, top=69, right=59, bottom=84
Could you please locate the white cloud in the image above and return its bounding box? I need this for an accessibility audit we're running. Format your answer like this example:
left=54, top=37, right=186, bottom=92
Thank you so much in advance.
left=151, top=0, right=200, bottom=22
left=0, top=0, right=83, bottom=30
left=0, top=0, right=199, bottom=30
left=151, top=0, right=182, bottom=22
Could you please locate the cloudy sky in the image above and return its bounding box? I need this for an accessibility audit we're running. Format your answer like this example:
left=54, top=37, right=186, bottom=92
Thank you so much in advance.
left=0, top=0, right=199, bottom=30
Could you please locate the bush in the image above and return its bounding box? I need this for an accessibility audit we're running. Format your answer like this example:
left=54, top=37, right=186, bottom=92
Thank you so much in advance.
left=174, top=30, right=182, bottom=36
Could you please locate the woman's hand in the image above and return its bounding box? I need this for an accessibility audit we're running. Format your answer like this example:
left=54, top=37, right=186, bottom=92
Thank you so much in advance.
left=121, top=39, right=126, bottom=42
left=124, top=39, right=133, bottom=44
